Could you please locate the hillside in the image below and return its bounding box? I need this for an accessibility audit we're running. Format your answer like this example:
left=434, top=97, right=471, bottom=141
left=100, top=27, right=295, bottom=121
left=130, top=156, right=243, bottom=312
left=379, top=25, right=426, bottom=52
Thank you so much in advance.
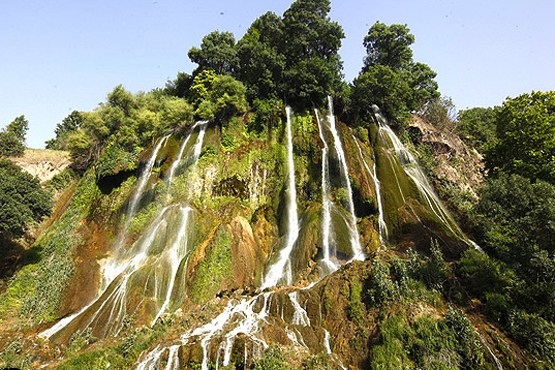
left=9, top=149, right=70, bottom=183
left=1, top=0, right=554, bottom=368
left=0, top=104, right=532, bottom=369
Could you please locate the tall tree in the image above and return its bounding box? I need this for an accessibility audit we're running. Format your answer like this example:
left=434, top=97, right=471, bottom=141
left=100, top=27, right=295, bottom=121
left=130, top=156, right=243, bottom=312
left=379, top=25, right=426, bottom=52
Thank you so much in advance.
left=188, top=31, right=239, bottom=76
left=362, top=22, right=414, bottom=71
left=281, top=0, right=345, bottom=108
left=0, top=159, right=51, bottom=240
left=352, top=22, right=439, bottom=123
left=236, top=12, right=286, bottom=101
left=45, top=110, right=84, bottom=150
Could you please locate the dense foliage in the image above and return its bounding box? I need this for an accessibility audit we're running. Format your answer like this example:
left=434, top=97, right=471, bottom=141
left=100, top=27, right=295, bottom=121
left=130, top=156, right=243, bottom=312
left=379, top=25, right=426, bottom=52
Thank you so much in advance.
left=351, top=22, right=439, bottom=124
left=45, top=110, right=84, bottom=150
left=0, top=159, right=51, bottom=240
left=456, top=106, right=497, bottom=152
left=486, top=91, right=555, bottom=183
left=186, top=0, right=344, bottom=110
left=0, top=115, right=29, bottom=157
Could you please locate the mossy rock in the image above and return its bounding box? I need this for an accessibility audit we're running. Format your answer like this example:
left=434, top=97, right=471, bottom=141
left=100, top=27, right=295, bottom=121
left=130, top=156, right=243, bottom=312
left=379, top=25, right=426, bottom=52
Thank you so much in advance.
left=290, top=204, right=321, bottom=280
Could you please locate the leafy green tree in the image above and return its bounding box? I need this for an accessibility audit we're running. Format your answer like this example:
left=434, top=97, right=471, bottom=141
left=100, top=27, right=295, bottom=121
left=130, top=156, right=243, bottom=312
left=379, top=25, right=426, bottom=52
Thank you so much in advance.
left=188, top=31, right=238, bottom=75
left=190, top=71, right=247, bottom=123
left=362, top=22, right=414, bottom=71
left=486, top=91, right=555, bottom=183
left=281, top=0, right=344, bottom=108
left=236, top=12, right=286, bottom=101
left=0, top=159, right=51, bottom=240
left=469, top=173, right=555, bottom=322
left=0, top=116, right=28, bottom=157
left=352, top=22, right=439, bottom=123
left=351, top=64, right=412, bottom=122
left=456, top=106, right=497, bottom=151
left=164, top=71, right=193, bottom=98
left=45, top=110, right=84, bottom=150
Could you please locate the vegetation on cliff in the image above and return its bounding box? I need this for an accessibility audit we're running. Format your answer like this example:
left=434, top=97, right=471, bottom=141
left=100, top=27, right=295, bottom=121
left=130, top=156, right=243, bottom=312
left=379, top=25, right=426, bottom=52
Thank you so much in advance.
left=0, top=0, right=554, bottom=368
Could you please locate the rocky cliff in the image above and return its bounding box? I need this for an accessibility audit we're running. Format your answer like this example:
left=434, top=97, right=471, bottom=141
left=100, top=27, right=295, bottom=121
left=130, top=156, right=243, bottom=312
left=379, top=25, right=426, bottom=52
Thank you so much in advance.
left=0, top=106, right=532, bottom=369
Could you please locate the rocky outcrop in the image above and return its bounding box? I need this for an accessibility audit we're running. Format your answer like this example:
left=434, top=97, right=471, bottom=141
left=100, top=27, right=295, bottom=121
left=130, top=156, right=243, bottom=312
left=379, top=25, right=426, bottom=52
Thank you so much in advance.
left=409, top=115, right=484, bottom=197
left=10, top=149, right=70, bottom=183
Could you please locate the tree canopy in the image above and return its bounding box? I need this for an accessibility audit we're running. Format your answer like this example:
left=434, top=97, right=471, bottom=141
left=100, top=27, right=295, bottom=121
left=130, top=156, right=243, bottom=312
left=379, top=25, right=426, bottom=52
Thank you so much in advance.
left=188, top=31, right=238, bottom=76
left=45, top=111, right=84, bottom=150
left=362, top=22, right=414, bottom=71
left=0, top=159, right=51, bottom=240
left=486, top=91, right=555, bottom=183
left=351, top=22, right=439, bottom=123
left=0, top=115, right=29, bottom=157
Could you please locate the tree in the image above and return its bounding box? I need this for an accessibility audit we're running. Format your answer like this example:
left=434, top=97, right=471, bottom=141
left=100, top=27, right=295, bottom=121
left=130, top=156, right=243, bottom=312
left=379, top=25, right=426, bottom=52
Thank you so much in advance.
left=45, top=110, right=84, bottom=150
left=0, top=115, right=28, bottom=157
left=164, top=72, right=193, bottom=98
left=351, top=64, right=412, bottom=122
left=456, top=106, right=497, bottom=151
left=236, top=12, right=286, bottom=101
left=352, top=22, right=439, bottom=123
left=281, top=0, right=345, bottom=108
left=486, top=91, right=555, bottom=183
left=0, top=159, right=51, bottom=240
left=362, top=21, right=414, bottom=71
left=470, top=172, right=555, bottom=321
left=188, top=31, right=238, bottom=75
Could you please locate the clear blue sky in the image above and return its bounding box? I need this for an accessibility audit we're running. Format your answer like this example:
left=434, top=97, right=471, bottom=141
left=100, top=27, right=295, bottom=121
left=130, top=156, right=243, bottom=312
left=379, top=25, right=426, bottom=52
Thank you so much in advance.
left=1, top=0, right=554, bottom=148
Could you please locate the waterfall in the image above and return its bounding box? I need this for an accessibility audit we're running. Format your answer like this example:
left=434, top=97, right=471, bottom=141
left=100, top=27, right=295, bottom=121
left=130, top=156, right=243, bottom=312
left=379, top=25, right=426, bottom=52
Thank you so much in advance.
left=372, top=105, right=482, bottom=250
left=135, top=289, right=325, bottom=370
left=315, top=109, right=339, bottom=273
left=167, top=121, right=208, bottom=189
left=261, top=106, right=299, bottom=289
left=40, top=123, right=208, bottom=340
left=326, top=96, right=364, bottom=261
left=126, top=135, right=169, bottom=227
left=352, top=135, right=388, bottom=243
left=478, top=333, right=504, bottom=370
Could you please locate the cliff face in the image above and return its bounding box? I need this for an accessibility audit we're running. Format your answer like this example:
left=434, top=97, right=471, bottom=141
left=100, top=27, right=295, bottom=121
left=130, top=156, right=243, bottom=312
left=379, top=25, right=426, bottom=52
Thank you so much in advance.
left=408, top=115, right=484, bottom=197
left=0, top=107, right=529, bottom=369
left=9, top=149, right=71, bottom=183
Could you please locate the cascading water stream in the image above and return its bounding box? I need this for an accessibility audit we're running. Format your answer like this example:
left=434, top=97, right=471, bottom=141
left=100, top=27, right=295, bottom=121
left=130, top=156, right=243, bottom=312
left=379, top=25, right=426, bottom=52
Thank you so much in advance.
left=372, top=105, right=483, bottom=251
left=315, top=109, right=339, bottom=273
left=165, top=121, right=207, bottom=198
left=352, top=135, right=388, bottom=243
left=326, top=96, right=364, bottom=261
left=136, top=107, right=344, bottom=370
left=261, top=106, right=299, bottom=289
left=126, top=135, right=170, bottom=229
left=40, top=123, right=208, bottom=340
left=151, top=121, right=208, bottom=325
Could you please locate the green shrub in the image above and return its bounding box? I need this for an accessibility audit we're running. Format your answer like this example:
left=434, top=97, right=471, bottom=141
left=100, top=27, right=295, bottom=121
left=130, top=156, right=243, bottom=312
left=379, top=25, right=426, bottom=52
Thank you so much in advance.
left=508, top=310, right=555, bottom=363
left=445, top=307, right=484, bottom=367
left=253, top=346, right=291, bottom=370
left=367, top=260, right=397, bottom=306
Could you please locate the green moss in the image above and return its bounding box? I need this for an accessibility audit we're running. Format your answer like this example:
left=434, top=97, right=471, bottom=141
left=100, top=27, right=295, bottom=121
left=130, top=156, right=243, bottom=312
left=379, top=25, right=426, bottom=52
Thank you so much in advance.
left=348, top=279, right=365, bottom=325
left=190, top=227, right=233, bottom=304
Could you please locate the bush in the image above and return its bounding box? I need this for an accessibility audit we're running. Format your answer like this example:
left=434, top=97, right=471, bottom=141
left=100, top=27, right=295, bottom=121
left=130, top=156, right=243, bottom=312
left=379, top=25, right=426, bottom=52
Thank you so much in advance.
left=508, top=310, right=555, bottom=363
left=367, top=260, right=397, bottom=306
left=254, top=346, right=291, bottom=370
left=0, top=159, right=51, bottom=239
